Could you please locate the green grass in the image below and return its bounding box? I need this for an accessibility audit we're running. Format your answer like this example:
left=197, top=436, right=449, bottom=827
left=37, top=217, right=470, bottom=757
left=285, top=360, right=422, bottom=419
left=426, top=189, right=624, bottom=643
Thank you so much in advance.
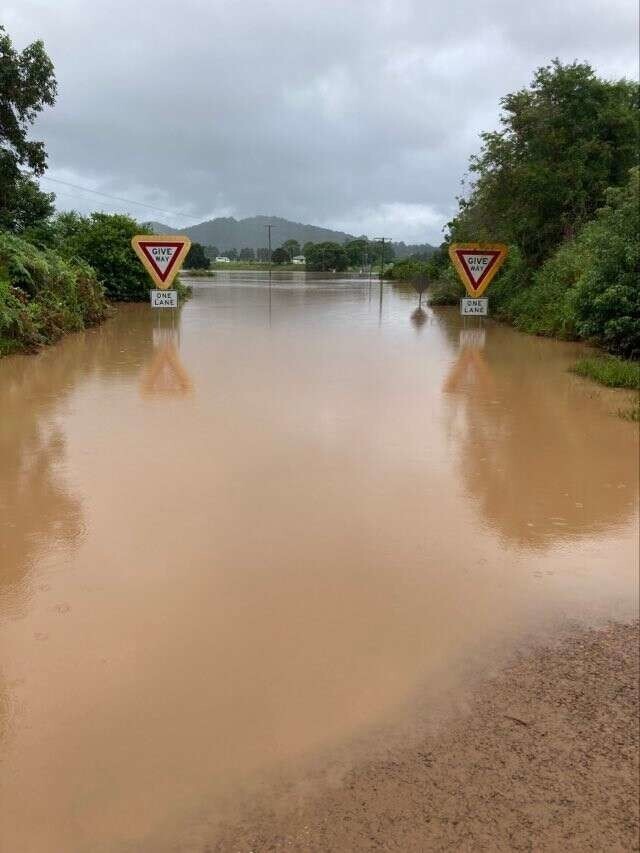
left=570, top=356, right=640, bottom=390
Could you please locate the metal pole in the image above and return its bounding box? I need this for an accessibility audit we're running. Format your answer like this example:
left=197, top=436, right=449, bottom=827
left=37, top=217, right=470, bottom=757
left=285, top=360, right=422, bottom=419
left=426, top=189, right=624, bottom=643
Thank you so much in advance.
left=265, top=224, right=273, bottom=272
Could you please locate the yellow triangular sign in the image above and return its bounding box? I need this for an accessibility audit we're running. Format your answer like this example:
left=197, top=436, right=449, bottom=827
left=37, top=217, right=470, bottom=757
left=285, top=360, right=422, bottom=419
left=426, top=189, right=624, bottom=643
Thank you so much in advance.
left=131, top=234, right=191, bottom=289
left=449, top=243, right=508, bottom=297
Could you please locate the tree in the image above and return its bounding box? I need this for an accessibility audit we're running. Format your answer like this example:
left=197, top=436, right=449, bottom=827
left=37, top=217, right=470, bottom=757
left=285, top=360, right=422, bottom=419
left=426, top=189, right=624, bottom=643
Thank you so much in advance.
left=256, top=247, right=270, bottom=262
left=184, top=242, right=210, bottom=269
left=227, top=247, right=238, bottom=261
left=448, top=60, right=639, bottom=266
left=271, top=247, right=289, bottom=264
left=239, top=247, right=255, bottom=261
left=572, top=168, right=640, bottom=358
left=54, top=212, right=158, bottom=301
left=280, top=239, right=300, bottom=260
left=0, top=25, right=57, bottom=231
left=344, top=238, right=369, bottom=267
left=305, top=241, right=348, bottom=271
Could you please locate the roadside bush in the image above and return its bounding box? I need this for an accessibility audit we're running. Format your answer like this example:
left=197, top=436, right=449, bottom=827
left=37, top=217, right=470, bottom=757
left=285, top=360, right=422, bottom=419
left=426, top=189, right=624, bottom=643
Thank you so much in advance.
left=40, top=212, right=188, bottom=302
left=427, top=265, right=464, bottom=305
left=484, top=170, right=639, bottom=356
left=570, top=356, right=640, bottom=389
left=572, top=170, right=639, bottom=358
left=0, top=231, right=108, bottom=355
left=387, top=259, right=430, bottom=282
left=52, top=212, right=155, bottom=301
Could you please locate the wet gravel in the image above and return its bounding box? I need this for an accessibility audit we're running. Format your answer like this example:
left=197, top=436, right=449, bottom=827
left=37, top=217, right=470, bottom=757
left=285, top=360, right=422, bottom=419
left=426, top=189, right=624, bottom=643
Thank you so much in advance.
left=211, top=621, right=639, bottom=852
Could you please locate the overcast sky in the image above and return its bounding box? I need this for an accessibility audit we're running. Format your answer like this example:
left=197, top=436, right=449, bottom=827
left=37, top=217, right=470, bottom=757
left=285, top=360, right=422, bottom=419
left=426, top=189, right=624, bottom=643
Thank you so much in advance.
left=4, top=0, right=638, bottom=243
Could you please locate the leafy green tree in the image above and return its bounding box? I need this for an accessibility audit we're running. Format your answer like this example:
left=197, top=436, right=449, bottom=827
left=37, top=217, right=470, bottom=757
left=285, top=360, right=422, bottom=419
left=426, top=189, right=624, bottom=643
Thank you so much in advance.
left=281, top=239, right=300, bottom=260
left=54, top=212, right=160, bottom=301
left=271, top=247, right=289, bottom=264
left=227, top=247, right=238, bottom=260
left=572, top=168, right=639, bottom=357
left=0, top=25, right=57, bottom=231
left=344, top=238, right=372, bottom=267
left=256, top=247, right=270, bottom=262
left=388, top=259, right=430, bottom=282
left=424, top=244, right=449, bottom=279
left=449, top=60, right=639, bottom=265
left=239, top=247, right=255, bottom=261
left=184, top=241, right=210, bottom=269
left=305, top=242, right=348, bottom=271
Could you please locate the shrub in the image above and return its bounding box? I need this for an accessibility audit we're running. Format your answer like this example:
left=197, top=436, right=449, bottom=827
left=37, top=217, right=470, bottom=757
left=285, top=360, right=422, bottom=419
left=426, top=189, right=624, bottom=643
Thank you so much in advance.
left=0, top=231, right=108, bottom=355
left=570, top=356, right=640, bottom=389
left=572, top=170, right=640, bottom=358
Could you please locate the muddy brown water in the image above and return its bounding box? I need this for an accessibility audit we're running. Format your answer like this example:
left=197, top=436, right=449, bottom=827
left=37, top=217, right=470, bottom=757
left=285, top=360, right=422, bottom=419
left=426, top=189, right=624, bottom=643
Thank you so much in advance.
left=1, top=272, right=638, bottom=851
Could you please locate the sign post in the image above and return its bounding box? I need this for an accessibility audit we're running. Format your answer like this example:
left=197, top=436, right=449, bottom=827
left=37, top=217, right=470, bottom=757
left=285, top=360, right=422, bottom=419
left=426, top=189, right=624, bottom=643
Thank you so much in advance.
left=448, top=243, right=508, bottom=315
left=131, top=235, right=191, bottom=305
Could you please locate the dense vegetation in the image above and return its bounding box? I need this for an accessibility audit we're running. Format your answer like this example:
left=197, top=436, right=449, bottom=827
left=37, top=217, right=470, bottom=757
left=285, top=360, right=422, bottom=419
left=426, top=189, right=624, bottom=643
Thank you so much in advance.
left=0, top=26, right=189, bottom=356
left=0, top=230, right=108, bottom=355
left=444, top=60, right=639, bottom=358
left=184, top=241, right=210, bottom=270
left=570, top=355, right=640, bottom=390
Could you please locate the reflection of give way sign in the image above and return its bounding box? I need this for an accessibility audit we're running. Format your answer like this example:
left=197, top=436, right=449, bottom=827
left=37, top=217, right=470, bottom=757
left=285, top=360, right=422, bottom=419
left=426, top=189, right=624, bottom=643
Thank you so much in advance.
left=449, top=243, right=508, bottom=297
left=131, top=235, right=191, bottom=289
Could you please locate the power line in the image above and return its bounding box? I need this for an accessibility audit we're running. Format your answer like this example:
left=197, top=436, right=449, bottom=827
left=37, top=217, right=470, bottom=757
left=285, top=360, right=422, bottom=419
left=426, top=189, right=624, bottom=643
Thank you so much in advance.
left=36, top=175, right=200, bottom=221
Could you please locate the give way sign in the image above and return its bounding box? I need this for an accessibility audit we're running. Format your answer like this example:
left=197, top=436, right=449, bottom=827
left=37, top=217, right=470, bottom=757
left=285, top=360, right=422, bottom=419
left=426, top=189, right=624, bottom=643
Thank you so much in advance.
left=131, top=235, right=191, bottom=289
left=448, top=243, right=508, bottom=297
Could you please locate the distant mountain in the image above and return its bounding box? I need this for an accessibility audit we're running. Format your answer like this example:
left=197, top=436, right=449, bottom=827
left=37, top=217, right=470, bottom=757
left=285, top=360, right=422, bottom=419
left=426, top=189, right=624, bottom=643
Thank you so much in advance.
left=148, top=215, right=356, bottom=251
left=146, top=215, right=435, bottom=257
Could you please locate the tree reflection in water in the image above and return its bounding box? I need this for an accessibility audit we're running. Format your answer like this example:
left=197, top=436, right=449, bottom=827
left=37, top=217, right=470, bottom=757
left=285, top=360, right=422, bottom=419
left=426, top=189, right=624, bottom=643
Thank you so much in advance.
left=441, top=320, right=637, bottom=548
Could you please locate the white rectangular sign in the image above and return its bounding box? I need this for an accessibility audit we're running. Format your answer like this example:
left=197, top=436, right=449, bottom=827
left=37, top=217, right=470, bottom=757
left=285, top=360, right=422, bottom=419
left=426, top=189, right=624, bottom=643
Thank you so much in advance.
left=150, top=289, right=178, bottom=308
left=460, top=297, right=488, bottom=316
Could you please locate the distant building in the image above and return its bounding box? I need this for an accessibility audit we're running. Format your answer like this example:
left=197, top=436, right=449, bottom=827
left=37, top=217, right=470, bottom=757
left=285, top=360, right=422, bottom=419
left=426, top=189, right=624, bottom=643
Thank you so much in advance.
left=215, top=256, right=231, bottom=263
left=292, top=255, right=306, bottom=265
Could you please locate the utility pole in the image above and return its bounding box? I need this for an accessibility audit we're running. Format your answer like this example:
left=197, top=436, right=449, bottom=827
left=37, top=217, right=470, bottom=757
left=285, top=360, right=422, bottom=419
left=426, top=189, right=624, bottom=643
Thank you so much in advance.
left=374, top=237, right=388, bottom=323
left=375, top=237, right=388, bottom=280
left=264, top=224, right=275, bottom=274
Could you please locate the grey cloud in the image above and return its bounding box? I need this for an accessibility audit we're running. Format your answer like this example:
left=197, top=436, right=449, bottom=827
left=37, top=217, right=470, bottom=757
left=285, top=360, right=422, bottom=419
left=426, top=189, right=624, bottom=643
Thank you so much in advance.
left=5, top=0, right=638, bottom=243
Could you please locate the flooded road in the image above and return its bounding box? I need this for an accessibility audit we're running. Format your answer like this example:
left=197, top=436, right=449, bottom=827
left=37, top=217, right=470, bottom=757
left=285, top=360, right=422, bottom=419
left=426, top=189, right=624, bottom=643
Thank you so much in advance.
left=1, top=272, right=637, bottom=852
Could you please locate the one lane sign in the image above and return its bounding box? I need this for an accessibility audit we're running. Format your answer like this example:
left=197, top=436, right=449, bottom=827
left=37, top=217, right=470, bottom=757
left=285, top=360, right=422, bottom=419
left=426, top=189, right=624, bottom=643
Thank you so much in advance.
left=150, top=290, right=178, bottom=308
left=460, top=297, right=488, bottom=316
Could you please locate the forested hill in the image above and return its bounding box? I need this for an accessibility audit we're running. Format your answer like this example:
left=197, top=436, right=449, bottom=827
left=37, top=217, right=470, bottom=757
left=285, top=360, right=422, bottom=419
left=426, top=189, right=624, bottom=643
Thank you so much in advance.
left=148, top=215, right=435, bottom=256
left=148, top=216, right=355, bottom=250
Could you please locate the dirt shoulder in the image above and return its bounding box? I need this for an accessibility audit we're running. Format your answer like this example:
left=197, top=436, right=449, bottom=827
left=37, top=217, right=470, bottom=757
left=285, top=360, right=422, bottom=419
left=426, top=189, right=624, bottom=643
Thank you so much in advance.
left=212, top=621, right=639, bottom=852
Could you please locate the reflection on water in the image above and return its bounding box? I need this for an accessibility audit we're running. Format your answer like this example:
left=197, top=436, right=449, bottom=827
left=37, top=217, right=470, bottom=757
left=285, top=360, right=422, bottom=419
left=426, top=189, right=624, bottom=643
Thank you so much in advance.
left=139, top=319, right=193, bottom=399
left=0, top=344, right=84, bottom=612
left=0, top=275, right=637, bottom=852
left=441, top=315, right=637, bottom=546
left=410, top=306, right=428, bottom=331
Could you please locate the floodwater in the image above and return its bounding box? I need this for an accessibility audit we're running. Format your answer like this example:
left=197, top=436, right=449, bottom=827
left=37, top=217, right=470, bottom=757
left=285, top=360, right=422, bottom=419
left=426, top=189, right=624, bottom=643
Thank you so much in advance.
left=1, top=272, right=637, bottom=851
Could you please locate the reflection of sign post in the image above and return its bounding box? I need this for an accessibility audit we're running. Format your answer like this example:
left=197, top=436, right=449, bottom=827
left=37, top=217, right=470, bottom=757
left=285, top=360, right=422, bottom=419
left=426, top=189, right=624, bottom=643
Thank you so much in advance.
left=449, top=244, right=508, bottom=310
left=131, top=235, right=191, bottom=306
